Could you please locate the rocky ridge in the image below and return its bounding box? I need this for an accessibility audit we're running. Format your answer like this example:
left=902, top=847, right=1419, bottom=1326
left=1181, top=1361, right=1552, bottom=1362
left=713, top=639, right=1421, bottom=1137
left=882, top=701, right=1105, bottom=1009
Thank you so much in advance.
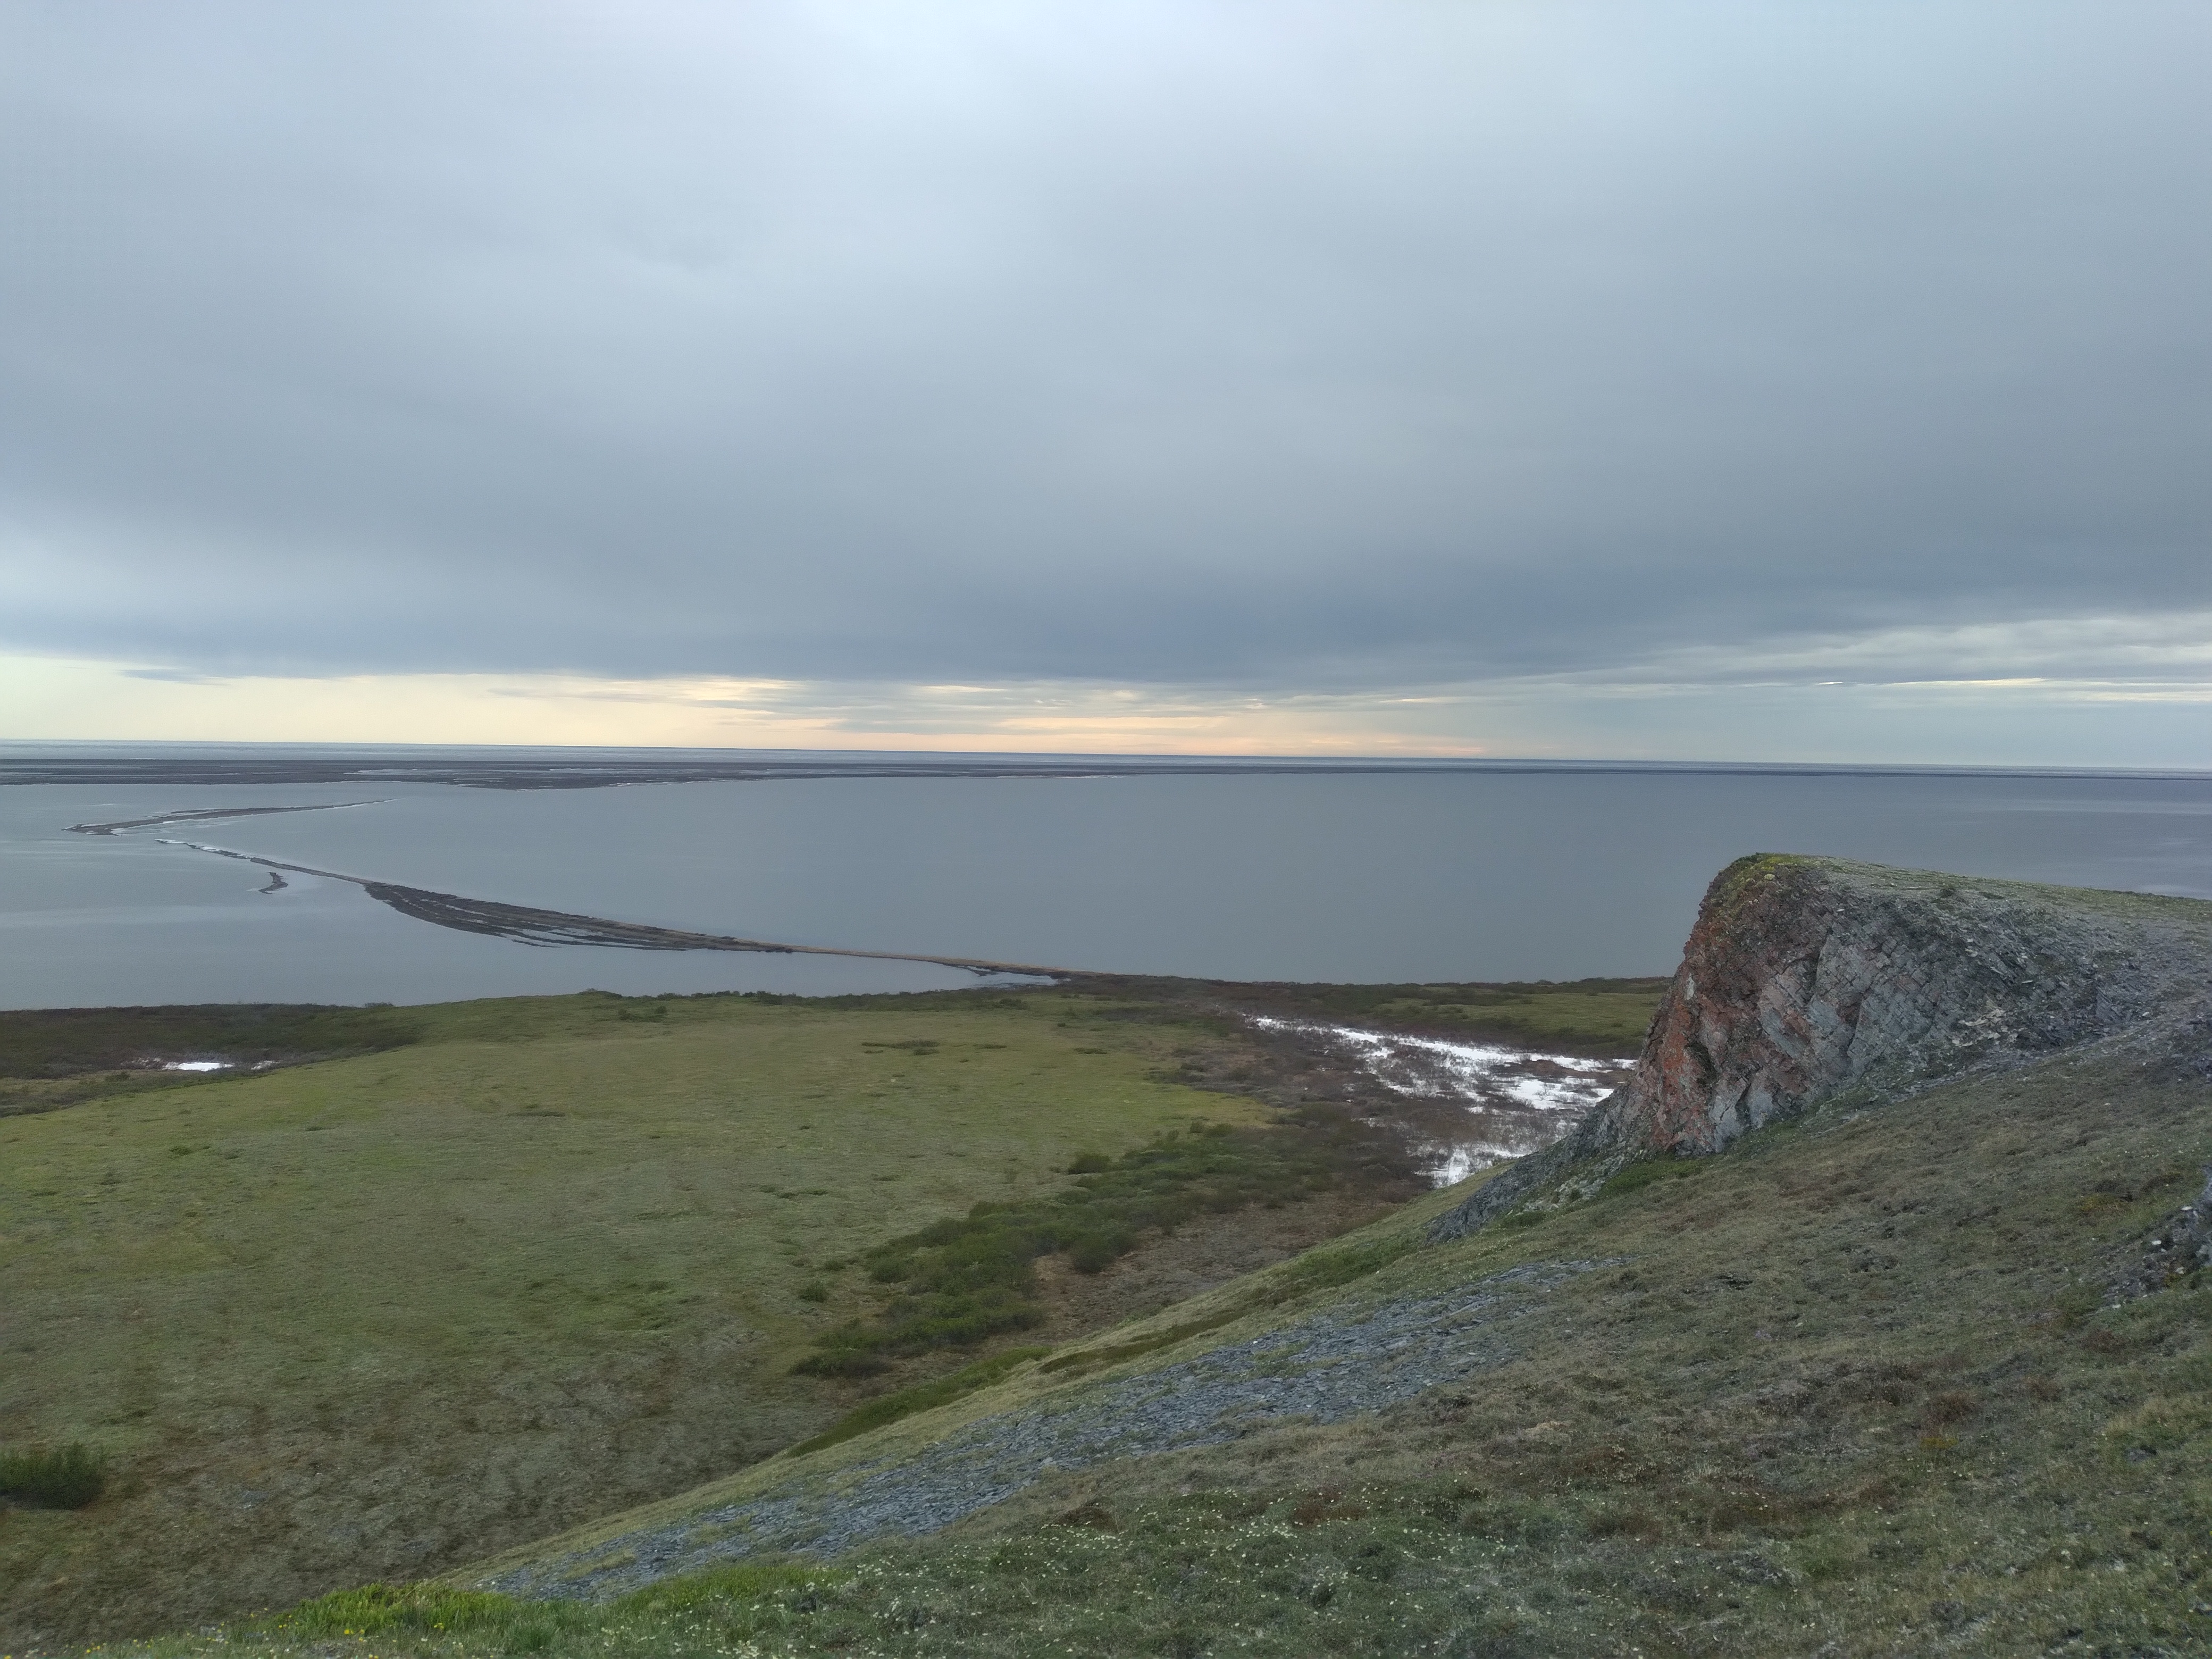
left=1432, top=854, right=2212, bottom=1242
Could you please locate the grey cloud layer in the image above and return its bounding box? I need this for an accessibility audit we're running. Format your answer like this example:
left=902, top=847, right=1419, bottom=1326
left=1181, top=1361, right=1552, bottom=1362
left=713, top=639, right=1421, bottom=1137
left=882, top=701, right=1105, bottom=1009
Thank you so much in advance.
left=4, top=1, right=2208, bottom=688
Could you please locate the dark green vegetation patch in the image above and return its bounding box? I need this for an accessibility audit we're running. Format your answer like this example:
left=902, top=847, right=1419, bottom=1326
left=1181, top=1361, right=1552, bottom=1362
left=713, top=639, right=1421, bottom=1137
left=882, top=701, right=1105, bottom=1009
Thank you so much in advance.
left=0, top=1443, right=106, bottom=1510
left=235, top=1564, right=842, bottom=1653
left=1030, top=1235, right=1426, bottom=1383
left=1597, top=1157, right=1700, bottom=1199
left=786, top=1348, right=1053, bottom=1456
left=0, top=1003, right=424, bottom=1078
left=797, top=1115, right=1395, bottom=1375
left=0, top=1003, right=423, bottom=1116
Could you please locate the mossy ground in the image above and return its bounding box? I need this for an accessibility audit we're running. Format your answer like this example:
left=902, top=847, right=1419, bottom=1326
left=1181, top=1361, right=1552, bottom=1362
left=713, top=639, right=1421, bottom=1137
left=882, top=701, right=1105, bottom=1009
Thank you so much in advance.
left=0, top=987, right=1273, bottom=1644
left=7, top=978, right=1648, bottom=1649
left=111, top=996, right=2212, bottom=1658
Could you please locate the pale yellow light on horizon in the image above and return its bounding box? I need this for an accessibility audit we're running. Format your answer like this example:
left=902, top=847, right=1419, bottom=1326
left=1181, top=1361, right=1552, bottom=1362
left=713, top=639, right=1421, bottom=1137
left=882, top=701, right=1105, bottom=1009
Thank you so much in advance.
left=6, top=651, right=2208, bottom=768
left=0, top=653, right=1493, bottom=757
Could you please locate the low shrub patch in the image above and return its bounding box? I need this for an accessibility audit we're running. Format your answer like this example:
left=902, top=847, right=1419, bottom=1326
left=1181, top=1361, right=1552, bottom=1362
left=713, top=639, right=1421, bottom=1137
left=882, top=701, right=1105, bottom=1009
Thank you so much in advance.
left=787, top=1348, right=1052, bottom=1455
left=796, top=1120, right=1371, bottom=1373
left=1599, top=1159, right=1698, bottom=1199
left=1261, top=1234, right=1420, bottom=1302
left=1039, top=1313, right=1242, bottom=1376
left=0, top=1003, right=422, bottom=1079
left=0, top=1442, right=105, bottom=1509
left=612, top=1562, right=843, bottom=1615
left=272, top=1583, right=523, bottom=1637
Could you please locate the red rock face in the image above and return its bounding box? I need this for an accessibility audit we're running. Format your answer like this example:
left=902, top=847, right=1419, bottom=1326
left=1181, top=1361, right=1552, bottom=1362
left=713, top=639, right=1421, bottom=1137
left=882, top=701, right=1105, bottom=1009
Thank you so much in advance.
left=1593, top=855, right=2198, bottom=1156
left=1428, top=855, right=2211, bottom=1242
left=1618, top=860, right=1836, bottom=1153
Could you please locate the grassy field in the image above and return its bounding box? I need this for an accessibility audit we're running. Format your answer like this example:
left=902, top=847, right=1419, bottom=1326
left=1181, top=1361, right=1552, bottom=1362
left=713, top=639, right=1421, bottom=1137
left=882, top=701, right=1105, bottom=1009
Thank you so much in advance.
left=4, top=977, right=1657, bottom=1649
left=0, top=987, right=1288, bottom=1644
left=106, top=986, right=2212, bottom=1657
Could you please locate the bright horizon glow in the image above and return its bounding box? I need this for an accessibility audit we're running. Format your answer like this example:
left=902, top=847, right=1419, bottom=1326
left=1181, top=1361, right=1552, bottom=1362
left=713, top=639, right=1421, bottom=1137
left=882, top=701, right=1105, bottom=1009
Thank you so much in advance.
left=5, top=651, right=2208, bottom=769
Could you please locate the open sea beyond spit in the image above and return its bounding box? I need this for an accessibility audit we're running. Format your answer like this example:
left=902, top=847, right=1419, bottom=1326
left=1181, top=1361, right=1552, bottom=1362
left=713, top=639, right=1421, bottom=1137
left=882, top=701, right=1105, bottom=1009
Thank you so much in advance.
left=3, top=744, right=2209, bottom=1009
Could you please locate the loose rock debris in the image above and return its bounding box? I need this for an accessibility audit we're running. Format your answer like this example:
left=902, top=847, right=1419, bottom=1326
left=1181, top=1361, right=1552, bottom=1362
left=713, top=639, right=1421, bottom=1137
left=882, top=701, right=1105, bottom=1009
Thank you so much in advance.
left=488, top=1258, right=1617, bottom=1601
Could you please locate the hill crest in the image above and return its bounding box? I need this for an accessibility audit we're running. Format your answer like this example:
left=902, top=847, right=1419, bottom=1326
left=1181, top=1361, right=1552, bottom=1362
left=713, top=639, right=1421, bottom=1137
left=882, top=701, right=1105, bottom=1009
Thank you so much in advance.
left=1431, top=854, right=2212, bottom=1241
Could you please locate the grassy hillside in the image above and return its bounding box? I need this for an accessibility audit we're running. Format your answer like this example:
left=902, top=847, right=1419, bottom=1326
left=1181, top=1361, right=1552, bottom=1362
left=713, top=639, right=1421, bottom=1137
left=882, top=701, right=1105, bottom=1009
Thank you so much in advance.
left=113, top=989, right=2212, bottom=1657
left=0, top=988, right=1287, bottom=1643
left=5, top=977, right=1660, bottom=1648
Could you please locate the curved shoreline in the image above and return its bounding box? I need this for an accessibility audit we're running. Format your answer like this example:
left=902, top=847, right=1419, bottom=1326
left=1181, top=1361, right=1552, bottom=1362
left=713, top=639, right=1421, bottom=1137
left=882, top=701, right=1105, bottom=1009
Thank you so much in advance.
left=159, top=839, right=1068, bottom=979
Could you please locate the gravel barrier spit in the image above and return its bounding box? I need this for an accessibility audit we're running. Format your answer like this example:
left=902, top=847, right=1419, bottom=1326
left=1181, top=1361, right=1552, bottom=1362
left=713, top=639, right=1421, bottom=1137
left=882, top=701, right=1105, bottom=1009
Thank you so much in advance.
left=487, top=1258, right=1616, bottom=1602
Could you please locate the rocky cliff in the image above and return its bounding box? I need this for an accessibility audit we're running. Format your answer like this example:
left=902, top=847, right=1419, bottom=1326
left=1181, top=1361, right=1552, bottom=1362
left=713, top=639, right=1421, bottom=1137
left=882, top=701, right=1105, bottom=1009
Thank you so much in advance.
left=1431, top=854, right=2212, bottom=1241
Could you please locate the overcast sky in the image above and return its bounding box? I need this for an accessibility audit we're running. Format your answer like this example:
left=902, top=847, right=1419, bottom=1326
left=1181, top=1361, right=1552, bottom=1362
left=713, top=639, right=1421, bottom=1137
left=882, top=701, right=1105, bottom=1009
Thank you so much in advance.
left=4, top=1, right=2209, bottom=760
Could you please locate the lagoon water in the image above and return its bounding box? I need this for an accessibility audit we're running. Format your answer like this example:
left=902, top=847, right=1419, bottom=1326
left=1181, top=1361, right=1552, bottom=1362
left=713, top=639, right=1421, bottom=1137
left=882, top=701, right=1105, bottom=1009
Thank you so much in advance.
left=4, top=752, right=2210, bottom=1008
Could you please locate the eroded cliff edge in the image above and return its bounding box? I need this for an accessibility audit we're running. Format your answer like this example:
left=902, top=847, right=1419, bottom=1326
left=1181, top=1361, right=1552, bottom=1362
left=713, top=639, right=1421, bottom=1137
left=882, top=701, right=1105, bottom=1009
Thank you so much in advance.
left=1431, top=854, right=2212, bottom=1241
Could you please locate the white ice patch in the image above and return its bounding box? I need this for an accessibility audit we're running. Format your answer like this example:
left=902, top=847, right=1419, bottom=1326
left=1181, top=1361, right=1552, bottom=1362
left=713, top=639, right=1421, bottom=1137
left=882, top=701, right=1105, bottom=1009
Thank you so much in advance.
left=160, top=1060, right=231, bottom=1072
left=1249, top=1015, right=1635, bottom=1187
left=1249, top=1017, right=1629, bottom=1111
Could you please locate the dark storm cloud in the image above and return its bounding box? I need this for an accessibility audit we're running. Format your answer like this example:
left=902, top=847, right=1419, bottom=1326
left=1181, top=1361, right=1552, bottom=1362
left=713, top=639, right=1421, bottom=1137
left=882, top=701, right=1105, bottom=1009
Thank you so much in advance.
left=3, top=1, right=2208, bottom=690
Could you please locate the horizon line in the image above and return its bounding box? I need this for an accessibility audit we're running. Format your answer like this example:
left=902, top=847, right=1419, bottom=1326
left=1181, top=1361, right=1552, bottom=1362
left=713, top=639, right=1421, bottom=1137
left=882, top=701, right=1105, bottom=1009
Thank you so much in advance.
left=3, top=737, right=2209, bottom=783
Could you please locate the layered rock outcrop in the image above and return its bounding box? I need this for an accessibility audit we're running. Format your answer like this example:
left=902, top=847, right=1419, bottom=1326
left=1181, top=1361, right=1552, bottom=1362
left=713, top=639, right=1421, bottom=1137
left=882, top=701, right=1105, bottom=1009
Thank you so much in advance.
left=1589, top=854, right=2209, bottom=1154
left=1431, top=854, right=2212, bottom=1242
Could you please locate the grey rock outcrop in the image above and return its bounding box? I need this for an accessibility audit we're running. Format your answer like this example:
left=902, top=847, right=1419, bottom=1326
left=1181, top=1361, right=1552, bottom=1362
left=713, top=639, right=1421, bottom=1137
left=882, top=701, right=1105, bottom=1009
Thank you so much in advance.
left=1431, top=855, right=2212, bottom=1243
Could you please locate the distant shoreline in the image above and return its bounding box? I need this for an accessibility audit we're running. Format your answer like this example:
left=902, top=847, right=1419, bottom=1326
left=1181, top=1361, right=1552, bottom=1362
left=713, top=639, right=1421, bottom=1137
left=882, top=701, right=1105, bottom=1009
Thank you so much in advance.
left=9, top=744, right=2209, bottom=791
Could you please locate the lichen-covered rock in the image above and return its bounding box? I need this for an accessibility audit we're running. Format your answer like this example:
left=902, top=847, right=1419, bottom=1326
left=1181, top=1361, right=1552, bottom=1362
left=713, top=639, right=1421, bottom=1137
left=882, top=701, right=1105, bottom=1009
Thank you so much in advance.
left=1589, top=855, right=2211, bottom=1155
left=1431, top=856, right=2212, bottom=1243
left=2111, top=1166, right=2212, bottom=1301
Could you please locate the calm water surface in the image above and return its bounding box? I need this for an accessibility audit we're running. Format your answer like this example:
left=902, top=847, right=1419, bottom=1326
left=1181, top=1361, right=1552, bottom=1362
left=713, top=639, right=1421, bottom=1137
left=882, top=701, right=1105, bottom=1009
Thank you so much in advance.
left=4, top=758, right=2209, bottom=1008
